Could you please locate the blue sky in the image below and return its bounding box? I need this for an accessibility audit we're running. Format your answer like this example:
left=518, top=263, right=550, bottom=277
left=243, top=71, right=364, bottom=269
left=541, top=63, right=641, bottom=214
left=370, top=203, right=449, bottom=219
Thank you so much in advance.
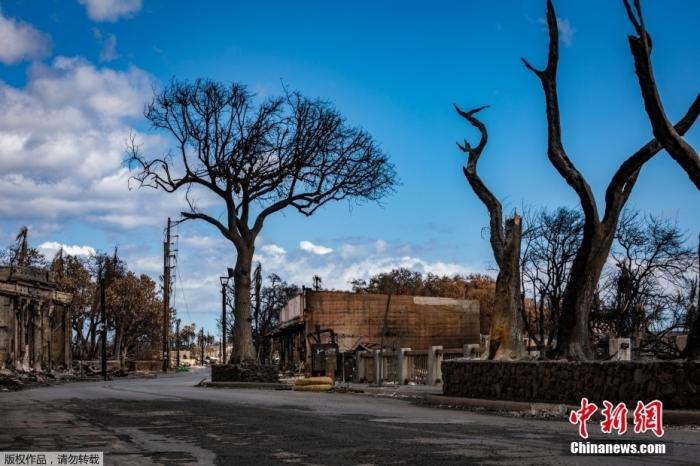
left=0, top=0, right=699, bottom=335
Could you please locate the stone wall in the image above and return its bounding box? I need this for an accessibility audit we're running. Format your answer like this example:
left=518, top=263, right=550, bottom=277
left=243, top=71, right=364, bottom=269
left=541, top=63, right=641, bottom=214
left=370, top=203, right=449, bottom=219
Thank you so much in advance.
left=442, top=359, right=700, bottom=410
left=211, top=363, right=279, bottom=383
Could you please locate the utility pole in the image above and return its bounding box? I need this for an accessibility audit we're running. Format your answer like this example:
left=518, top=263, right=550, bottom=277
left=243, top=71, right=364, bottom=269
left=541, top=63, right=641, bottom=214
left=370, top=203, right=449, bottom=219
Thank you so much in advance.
left=220, top=268, right=233, bottom=364
left=176, top=318, right=181, bottom=369
left=200, top=328, right=205, bottom=365
left=222, top=279, right=226, bottom=362
left=162, top=217, right=171, bottom=373
left=101, top=277, right=107, bottom=381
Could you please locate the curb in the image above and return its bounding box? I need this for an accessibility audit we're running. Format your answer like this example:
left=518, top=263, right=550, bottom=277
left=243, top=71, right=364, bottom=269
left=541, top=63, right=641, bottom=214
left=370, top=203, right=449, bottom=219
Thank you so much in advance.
left=361, top=386, right=442, bottom=398
left=425, top=395, right=700, bottom=425
left=203, top=381, right=291, bottom=389
left=425, top=395, right=569, bottom=414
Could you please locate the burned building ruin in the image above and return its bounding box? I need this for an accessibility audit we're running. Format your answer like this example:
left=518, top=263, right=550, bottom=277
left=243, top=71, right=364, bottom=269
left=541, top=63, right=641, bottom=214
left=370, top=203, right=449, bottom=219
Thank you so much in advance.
left=0, top=266, right=72, bottom=371
left=271, top=289, right=480, bottom=376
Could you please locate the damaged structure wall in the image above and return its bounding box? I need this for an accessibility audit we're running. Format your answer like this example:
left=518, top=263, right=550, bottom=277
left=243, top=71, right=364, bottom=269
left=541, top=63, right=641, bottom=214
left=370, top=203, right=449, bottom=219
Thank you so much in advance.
left=275, top=290, right=480, bottom=372
left=0, top=266, right=72, bottom=371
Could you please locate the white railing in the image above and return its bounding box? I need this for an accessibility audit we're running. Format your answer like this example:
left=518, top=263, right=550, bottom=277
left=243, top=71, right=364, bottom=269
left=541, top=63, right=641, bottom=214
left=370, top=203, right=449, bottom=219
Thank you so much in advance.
left=438, top=348, right=463, bottom=361
left=382, top=351, right=399, bottom=383
left=406, top=350, right=428, bottom=384
left=355, top=343, right=487, bottom=386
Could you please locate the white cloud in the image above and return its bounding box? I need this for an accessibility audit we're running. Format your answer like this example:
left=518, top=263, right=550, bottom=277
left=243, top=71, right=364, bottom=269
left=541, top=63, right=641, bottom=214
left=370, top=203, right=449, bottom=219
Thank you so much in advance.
left=180, top=235, right=229, bottom=250
left=0, top=55, right=187, bottom=230
left=300, top=240, right=333, bottom=255
left=261, top=244, right=286, bottom=256
left=538, top=16, right=576, bottom=47
left=93, top=28, right=119, bottom=62
left=77, top=0, right=142, bottom=22
left=37, top=241, right=96, bottom=257
left=556, top=18, right=576, bottom=47
left=252, top=238, right=477, bottom=290
left=99, top=34, right=118, bottom=61
left=0, top=8, right=52, bottom=64
left=165, top=234, right=477, bottom=310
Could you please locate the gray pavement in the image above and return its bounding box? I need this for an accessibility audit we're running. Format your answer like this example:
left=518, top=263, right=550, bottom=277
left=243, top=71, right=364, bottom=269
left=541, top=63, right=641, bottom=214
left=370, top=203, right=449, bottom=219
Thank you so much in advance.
left=0, top=367, right=698, bottom=465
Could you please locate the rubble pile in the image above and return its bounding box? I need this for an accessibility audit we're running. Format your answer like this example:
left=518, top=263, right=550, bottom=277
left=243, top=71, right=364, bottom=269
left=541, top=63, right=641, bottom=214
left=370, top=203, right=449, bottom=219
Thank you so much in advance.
left=0, top=360, right=155, bottom=391
left=0, top=368, right=23, bottom=391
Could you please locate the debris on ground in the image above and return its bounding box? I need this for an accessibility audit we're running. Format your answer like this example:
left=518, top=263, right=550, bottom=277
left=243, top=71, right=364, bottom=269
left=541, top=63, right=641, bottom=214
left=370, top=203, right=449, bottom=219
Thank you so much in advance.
left=0, top=360, right=165, bottom=392
left=328, top=386, right=365, bottom=394
left=424, top=402, right=569, bottom=420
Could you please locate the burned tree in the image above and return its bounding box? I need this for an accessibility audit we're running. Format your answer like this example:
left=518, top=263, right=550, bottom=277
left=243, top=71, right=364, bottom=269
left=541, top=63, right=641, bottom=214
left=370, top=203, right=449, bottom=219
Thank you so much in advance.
left=454, top=106, right=526, bottom=360
left=521, top=0, right=700, bottom=359
left=127, top=79, right=398, bottom=364
left=590, top=209, right=697, bottom=357
left=521, top=206, right=584, bottom=348
left=624, top=0, right=700, bottom=358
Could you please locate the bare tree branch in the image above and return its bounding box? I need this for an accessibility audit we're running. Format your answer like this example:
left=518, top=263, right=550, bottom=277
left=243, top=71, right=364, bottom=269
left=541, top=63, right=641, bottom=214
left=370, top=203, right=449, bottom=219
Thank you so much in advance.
left=454, top=105, right=506, bottom=267
left=518, top=0, right=700, bottom=360
left=624, top=0, right=700, bottom=190
left=454, top=105, right=526, bottom=360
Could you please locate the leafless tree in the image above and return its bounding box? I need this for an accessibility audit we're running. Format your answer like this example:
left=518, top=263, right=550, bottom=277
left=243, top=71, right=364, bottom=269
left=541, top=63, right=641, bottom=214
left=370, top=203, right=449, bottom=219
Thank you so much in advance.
left=521, top=0, right=700, bottom=359
left=127, top=78, right=398, bottom=363
left=217, top=272, right=299, bottom=362
left=521, top=206, right=584, bottom=348
left=624, top=0, right=700, bottom=359
left=454, top=106, right=526, bottom=360
left=256, top=274, right=300, bottom=362
left=590, top=209, right=696, bottom=356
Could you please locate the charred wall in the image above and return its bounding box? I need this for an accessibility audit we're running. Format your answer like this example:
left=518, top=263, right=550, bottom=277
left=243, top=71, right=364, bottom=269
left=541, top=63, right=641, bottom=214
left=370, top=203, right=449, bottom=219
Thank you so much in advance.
left=304, top=291, right=480, bottom=352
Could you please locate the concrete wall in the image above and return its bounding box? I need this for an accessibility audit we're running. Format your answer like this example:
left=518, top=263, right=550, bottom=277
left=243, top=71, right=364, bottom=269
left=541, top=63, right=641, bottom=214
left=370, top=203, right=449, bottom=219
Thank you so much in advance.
left=442, top=359, right=700, bottom=410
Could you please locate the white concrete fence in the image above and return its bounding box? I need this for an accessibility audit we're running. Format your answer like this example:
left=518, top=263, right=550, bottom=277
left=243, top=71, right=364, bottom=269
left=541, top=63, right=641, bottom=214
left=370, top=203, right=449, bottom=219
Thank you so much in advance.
left=356, top=344, right=486, bottom=386
left=354, top=338, right=642, bottom=385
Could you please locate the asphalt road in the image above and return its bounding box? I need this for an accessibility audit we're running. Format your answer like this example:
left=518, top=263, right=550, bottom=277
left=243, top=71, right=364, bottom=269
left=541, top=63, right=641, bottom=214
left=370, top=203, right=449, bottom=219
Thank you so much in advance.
left=1, top=368, right=699, bottom=466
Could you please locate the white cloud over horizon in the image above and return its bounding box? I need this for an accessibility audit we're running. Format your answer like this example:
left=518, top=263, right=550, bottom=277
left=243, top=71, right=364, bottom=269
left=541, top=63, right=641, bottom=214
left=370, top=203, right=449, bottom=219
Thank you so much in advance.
left=37, top=241, right=96, bottom=258
left=134, top=232, right=483, bottom=328
left=253, top=237, right=478, bottom=290
left=0, top=7, right=52, bottom=64
left=299, top=240, right=333, bottom=255
left=77, top=0, right=142, bottom=22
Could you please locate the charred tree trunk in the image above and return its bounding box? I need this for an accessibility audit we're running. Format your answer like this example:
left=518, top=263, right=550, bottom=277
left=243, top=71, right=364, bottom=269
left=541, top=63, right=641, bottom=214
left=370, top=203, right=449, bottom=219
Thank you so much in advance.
left=521, top=0, right=700, bottom=359
left=488, top=215, right=527, bottom=360
left=623, top=0, right=700, bottom=359
left=556, top=225, right=616, bottom=359
left=228, top=246, right=257, bottom=364
left=455, top=105, right=526, bottom=360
